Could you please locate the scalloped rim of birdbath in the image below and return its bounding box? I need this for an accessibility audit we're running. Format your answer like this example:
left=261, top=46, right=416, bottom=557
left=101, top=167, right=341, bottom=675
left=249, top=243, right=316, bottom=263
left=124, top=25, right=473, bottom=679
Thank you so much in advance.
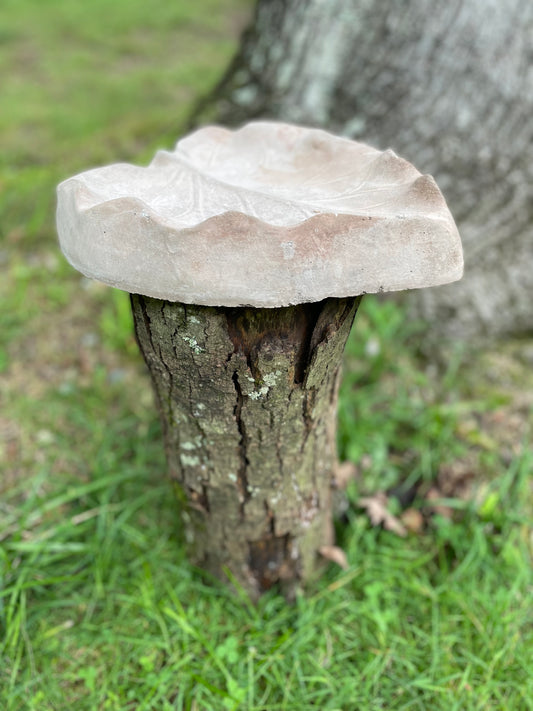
left=56, top=121, right=463, bottom=307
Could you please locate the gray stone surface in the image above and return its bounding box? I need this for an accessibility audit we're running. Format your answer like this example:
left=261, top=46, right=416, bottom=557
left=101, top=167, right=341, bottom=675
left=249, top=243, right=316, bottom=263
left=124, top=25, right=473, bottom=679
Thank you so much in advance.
left=56, top=122, right=463, bottom=307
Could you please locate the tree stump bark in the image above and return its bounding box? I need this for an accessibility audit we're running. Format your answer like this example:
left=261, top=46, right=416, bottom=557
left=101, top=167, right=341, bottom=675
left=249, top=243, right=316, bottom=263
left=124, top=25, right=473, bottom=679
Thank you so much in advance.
left=131, top=294, right=360, bottom=599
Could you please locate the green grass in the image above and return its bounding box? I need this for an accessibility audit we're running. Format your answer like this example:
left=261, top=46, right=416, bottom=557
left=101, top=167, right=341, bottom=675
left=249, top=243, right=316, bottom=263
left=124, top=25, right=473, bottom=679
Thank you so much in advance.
left=1, top=0, right=532, bottom=708
left=1, top=400, right=531, bottom=709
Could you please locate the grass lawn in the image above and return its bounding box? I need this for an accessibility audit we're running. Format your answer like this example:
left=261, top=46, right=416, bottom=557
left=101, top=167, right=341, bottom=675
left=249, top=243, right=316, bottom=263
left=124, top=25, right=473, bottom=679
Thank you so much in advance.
left=1, top=0, right=532, bottom=708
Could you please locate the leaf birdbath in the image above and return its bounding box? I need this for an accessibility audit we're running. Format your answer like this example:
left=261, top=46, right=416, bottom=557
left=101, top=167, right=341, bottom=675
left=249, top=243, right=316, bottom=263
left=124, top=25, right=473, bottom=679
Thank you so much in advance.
left=57, top=122, right=463, bottom=599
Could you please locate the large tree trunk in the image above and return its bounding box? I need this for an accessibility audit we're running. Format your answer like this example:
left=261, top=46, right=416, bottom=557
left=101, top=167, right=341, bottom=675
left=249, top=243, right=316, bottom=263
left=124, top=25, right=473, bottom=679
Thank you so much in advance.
left=194, top=0, right=533, bottom=342
left=131, top=294, right=359, bottom=599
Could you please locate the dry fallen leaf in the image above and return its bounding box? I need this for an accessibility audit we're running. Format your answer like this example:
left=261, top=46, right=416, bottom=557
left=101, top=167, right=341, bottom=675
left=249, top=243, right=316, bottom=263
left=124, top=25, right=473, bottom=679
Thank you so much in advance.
left=319, top=545, right=349, bottom=570
left=358, top=492, right=407, bottom=537
left=333, top=460, right=359, bottom=489
left=401, top=507, right=425, bottom=534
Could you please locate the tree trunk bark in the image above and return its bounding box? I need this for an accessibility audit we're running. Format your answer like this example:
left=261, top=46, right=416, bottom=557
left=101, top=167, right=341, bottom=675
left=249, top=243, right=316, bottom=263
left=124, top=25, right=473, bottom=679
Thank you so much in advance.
left=131, top=293, right=360, bottom=599
left=193, top=0, right=533, bottom=343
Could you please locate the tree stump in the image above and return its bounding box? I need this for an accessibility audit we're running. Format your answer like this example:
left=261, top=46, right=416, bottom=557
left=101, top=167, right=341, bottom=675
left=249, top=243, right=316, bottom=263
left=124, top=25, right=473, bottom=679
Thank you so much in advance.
left=131, top=294, right=360, bottom=598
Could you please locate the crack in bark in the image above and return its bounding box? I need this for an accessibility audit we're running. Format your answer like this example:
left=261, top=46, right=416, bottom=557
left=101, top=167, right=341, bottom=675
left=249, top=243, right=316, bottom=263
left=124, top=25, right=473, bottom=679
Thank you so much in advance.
left=232, top=370, right=251, bottom=515
left=264, top=499, right=276, bottom=535
left=134, top=295, right=175, bottom=421
left=132, top=295, right=156, bottom=359
left=301, top=387, right=316, bottom=453
left=292, top=301, right=323, bottom=384
left=157, top=303, right=176, bottom=410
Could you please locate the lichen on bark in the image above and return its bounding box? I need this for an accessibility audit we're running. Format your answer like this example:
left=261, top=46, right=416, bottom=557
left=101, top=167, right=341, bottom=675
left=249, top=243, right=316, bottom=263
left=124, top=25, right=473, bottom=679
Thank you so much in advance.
left=131, top=294, right=360, bottom=599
